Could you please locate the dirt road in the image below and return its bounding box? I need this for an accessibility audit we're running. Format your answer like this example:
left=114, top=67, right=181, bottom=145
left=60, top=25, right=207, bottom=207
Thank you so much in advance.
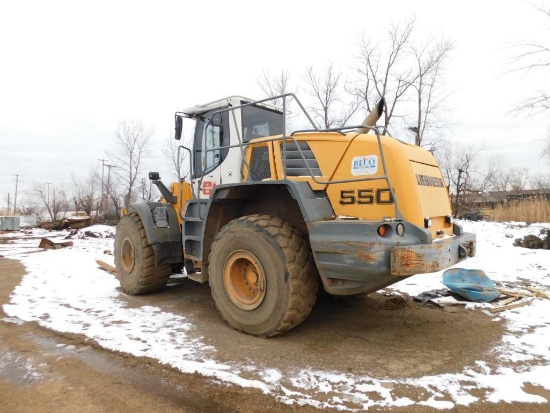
left=1, top=257, right=549, bottom=412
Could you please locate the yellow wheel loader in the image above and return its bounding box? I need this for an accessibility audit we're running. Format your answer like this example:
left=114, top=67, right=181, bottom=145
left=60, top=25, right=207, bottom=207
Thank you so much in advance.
left=114, top=94, right=476, bottom=337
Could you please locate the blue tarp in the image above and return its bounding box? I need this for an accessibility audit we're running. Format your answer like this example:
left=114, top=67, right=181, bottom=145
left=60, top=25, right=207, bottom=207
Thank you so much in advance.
left=443, top=268, right=501, bottom=303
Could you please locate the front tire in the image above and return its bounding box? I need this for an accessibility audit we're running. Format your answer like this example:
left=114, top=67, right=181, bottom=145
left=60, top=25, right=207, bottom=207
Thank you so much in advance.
left=114, top=212, right=171, bottom=294
left=208, top=215, right=318, bottom=337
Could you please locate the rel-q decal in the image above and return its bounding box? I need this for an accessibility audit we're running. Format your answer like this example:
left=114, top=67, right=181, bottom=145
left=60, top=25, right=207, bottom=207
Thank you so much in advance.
left=351, top=155, right=378, bottom=176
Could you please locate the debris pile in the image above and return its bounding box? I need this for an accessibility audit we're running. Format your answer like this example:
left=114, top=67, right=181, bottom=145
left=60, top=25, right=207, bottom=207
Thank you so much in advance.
left=38, top=216, right=93, bottom=231
left=514, top=228, right=550, bottom=249
left=39, top=238, right=73, bottom=250
left=491, top=284, right=550, bottom=313
left=65, top=225, right=115, bottom=239
left=414, top=272, right=550, bottom=314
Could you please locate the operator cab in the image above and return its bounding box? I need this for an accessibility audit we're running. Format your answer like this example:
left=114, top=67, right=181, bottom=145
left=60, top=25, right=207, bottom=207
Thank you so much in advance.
left=175, top=96, right=284, bottom=198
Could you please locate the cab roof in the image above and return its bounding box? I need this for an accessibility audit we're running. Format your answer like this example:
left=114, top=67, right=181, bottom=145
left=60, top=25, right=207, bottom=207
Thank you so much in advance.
left=181, top=96, right=283, bottom=118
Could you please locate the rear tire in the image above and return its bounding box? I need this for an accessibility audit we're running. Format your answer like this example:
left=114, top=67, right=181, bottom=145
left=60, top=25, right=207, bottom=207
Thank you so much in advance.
left=209, top=215, right=318, bottom=337
left=114, top=212, right=171, bottom=294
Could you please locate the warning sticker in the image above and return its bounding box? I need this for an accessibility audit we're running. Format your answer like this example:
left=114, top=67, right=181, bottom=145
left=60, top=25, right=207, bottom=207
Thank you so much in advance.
left=351, top=155, right=378, bottom=176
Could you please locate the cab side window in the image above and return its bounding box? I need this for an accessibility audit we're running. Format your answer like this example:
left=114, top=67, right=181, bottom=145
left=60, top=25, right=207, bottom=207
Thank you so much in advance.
left=193, top=109, right=229, bottom=178
left=241, top=105, right=284, bottom=142
left=203, top=113, right=223, bottom=172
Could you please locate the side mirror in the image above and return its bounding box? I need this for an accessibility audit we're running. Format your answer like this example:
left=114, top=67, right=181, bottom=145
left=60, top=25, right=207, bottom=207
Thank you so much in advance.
left=175, top=116, right=183, bottom=140
left=148, top=172, right=177, bottom=204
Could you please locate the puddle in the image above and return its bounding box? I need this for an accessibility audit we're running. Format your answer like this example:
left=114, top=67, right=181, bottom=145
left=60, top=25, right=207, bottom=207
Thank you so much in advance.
left=32, top=336, right=234, bottom=413
left=0, top=349, right=44, bottom=386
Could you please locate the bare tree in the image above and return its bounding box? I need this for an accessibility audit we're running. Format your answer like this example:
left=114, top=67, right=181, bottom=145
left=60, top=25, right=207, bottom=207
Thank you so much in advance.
left=451, top=148, right=479, bottom=217
left=542, top=132, right=550, bottom=160
left=33, top=182, right=68, bottom=221
left=352, top=17, right=455, bottom=145
left=530, top=173, right=550, bottom=190
left=107, top=119, right=153, bottom=209
left=257, top=69, right=309, bottom=131
left=352, top=18, right=416, bottom=128
left=137, top=177, right=158, bottom=202
left=162, top=132, right=188, bottom=182
left=437, top=143, right=491, bottom=217
left=15, top=195, right=37, bottom=216
left=303, top=62, right=361, bottom=128
left=477, top=156, right=502, bottom=194
left=509, top=168, right=530, bottom=191
left=258, top=69, right=295, bottom=106
left=491, top=169, right=514, bottom=192
left=409, top=38, right=454, bottom=146
left=104, top=175, right=122, bottom=217
left=509, top=3, right=550, bottom=114
left=71, top=168, right=101, bottom=216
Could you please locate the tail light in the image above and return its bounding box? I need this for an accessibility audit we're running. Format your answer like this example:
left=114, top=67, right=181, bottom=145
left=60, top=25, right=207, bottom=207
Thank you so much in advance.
left=378, top=224, right=405, bottom=237
left=377, top=224, right=389, bottom=237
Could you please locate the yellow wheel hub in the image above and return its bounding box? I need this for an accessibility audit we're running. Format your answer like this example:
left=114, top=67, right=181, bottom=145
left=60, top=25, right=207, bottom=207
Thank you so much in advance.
left=223, top=251, right=266, bottom=310
left=120, top=235, right=135, bottom=274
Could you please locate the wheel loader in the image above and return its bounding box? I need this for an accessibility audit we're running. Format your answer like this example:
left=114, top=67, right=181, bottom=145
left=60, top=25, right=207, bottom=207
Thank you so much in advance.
left=114, top=94, right=476, bottom=337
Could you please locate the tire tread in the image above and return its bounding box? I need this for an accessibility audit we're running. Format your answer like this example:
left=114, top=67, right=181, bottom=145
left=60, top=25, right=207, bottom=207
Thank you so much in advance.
left=209, top=214, right=318, bottom=337
left=114, top=212, right=171, bottom=294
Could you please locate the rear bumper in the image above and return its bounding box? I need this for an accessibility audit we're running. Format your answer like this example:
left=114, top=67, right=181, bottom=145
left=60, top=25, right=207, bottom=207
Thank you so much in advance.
left=390, top=233, right=476, bottom=276
left=308, top=220, right=476, bottom=295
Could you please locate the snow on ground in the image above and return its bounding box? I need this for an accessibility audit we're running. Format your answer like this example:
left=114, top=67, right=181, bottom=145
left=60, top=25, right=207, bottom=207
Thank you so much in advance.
left=1, top=221, right=550, bottom=410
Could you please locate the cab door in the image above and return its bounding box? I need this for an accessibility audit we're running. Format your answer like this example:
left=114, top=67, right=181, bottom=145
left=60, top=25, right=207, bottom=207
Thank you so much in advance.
left=192, top=107, right=243, bottom=198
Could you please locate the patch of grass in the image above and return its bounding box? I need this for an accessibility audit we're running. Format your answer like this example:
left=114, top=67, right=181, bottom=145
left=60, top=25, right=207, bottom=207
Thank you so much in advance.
left=486, top=200, right=550, bottom=223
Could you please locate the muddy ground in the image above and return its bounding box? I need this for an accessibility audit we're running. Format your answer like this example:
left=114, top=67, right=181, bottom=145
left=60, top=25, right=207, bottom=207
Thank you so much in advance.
left=1, top=257, right=549, bottom=412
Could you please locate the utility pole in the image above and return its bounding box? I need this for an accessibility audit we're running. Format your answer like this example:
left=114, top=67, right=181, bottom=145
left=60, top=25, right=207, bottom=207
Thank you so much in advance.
left=13, top=174, right=22, bottom=216
left=105, top=164, right=116, bottom=215
left=45, top=182, right=52, bottom=220
left=98, top=159, right=107, bottom=217
left=46, top=182, right=51, bottom=207
left=7, top=193, right=10, bottom=216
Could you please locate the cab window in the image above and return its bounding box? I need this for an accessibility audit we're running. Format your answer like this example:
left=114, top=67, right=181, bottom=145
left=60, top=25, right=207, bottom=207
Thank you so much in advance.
left=241, top=104, right=284, bottom=142
left=193, top=109, right=229, bottom=178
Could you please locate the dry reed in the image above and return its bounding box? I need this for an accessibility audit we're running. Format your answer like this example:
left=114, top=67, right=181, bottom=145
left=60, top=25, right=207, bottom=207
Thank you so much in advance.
left=487, top=200, right=550, bottom=223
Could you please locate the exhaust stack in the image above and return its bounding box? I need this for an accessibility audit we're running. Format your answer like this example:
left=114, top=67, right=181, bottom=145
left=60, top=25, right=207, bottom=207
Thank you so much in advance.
left=356, top=98, right=385, bottom=134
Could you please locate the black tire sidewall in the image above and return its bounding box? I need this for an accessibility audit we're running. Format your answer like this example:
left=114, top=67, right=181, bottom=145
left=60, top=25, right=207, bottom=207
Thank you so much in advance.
left=114, top=214, right=146, bottom=293
left=210, top=224, right=290, bottom=336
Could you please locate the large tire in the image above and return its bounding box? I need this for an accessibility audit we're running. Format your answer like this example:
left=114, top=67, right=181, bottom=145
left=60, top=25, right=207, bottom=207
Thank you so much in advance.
left=208, top=215, right=318, bottom=337
left=114, top=212, right=171, bottom=294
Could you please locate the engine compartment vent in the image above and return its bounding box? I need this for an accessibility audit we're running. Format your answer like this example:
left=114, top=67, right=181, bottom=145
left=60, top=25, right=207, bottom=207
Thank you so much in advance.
left=284, top=141, right=321, bottom=177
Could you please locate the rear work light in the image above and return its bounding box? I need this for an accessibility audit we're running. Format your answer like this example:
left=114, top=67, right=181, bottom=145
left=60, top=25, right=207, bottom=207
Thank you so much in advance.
left=424, top=218, right=432, bottom=228
left=396, top=223, right=405, bottom=236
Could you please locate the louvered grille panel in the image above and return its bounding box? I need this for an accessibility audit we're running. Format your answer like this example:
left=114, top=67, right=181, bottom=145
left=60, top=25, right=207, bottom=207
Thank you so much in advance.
left=284, top=141, right=321, bottom=176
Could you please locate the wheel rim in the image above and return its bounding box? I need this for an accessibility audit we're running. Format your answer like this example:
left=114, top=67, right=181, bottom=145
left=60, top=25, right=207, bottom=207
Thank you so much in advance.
left=120, top=234, right=135, bottom=274
left=223, top=251, right=266, bottom=311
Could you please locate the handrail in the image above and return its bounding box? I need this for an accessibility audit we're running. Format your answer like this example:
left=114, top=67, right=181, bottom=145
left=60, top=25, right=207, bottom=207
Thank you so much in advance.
left=186, top=94, right=403, bottom=221
left=177, top=145, right=194, bottom=199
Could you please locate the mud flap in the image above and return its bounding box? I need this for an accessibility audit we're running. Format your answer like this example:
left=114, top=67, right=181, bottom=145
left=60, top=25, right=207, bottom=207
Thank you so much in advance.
left=129, top=202, right=183, bottom=266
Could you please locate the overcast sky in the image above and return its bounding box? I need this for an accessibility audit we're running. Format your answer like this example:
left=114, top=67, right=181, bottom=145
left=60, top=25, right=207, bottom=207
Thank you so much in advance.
left=1, top=0, right=549, bottom=211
